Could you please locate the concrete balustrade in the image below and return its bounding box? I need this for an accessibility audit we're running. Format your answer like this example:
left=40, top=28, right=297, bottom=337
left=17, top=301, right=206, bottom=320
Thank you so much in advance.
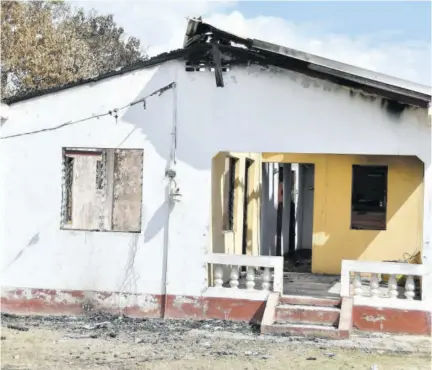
left=204, top=253, right=284, bottom=300
left=341, top=260, right=431, bottom=311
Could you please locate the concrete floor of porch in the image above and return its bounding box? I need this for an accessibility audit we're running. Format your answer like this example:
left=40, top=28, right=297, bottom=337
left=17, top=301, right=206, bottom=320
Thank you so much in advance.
left=281, top=272, right=420, bottom=300
left=283, top=272, right=340, bottom=299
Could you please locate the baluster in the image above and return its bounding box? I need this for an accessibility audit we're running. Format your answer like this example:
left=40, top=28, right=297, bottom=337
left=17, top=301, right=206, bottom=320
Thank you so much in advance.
left=214, top=265, right=223, bottom=288
left=246, top=267, right=255, bottom=290
left=229, top=266, right=239, bottom=289
left=404, top=275, right=415, bottom=300
left=388, top=274, right=399, bottom=299
left=370, top=273, right=380, bottom=298
left=353, top=272, right=363, bottom=296
left=262, top=267, right=271, bottom=291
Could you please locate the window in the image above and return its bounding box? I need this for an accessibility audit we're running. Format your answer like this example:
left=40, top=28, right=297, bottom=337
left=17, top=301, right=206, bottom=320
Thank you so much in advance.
left=64, top=156, right=74, bottom=224
left=96, top=160, right=103, bottom=190
left=223, top=157, right=238, bottom=231
left=351, top=165, right=388, bottom=230
left=61, top=148, right=143, bottom=232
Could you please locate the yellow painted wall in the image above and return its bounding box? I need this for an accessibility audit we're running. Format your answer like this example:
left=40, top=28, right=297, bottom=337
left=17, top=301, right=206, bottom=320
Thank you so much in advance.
left=211, top=152, right=261, bottom=257
left=263, top=153, right=424, bottom=274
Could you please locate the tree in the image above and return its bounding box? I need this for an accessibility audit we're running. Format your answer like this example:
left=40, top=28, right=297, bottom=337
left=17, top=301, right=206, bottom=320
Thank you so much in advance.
left=1, top=1, right=147, bottom=98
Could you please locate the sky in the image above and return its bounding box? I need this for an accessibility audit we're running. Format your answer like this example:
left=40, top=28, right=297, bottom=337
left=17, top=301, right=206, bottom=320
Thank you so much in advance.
left=72, top=0, right=431, bottom=85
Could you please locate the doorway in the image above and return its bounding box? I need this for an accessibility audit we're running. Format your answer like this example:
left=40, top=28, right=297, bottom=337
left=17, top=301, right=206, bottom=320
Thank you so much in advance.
left=274, top=163, right=315, bottom=272
left=242, top=159, right=253, bottom=255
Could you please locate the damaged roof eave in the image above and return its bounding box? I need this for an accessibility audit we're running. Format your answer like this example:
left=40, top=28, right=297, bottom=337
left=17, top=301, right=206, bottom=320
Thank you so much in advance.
left=251, top=39, right=431, bottom=105
left=185, top=17, right=431, bottom=108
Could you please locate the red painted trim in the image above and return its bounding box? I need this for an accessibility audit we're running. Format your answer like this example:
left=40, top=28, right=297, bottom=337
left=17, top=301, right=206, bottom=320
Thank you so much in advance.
left=165, top=295, right=266, bottom=322
left=352, top=305, right=431, bottom=335
left=1, top=288, right=265, bottom=323
left=2, top=288, right=431, bottom=335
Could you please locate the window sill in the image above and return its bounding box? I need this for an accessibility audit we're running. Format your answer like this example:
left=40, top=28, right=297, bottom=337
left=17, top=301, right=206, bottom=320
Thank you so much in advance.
left=60, top=226, right=141, bottom=234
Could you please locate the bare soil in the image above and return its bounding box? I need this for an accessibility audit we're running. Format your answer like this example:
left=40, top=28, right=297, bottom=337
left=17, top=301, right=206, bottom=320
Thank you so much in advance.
left=1, top=313, right=431, bottom=370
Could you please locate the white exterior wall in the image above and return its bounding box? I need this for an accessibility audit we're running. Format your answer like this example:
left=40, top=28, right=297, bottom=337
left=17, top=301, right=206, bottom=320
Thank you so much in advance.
left=1, top=61, right=430, bottom=300
left=0, top=63, right=179, bottom=298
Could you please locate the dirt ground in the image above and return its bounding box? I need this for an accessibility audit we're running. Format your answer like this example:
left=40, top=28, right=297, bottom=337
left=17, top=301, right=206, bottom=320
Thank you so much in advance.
left=1, top=313, right=431, bottom=370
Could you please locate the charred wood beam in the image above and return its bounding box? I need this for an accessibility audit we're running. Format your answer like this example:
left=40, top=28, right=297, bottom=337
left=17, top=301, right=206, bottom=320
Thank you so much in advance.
left=193, top=22, right=253, bottom=49
left=184, top=33, right=208, bottom=48
left=212, top=43, right=224, bottom=88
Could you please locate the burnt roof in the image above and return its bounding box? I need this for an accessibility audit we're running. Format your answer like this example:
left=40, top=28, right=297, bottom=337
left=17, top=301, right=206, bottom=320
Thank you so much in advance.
left=184, top=18, right=431, bottom=108
left=3, top=18, right=431, bottom=108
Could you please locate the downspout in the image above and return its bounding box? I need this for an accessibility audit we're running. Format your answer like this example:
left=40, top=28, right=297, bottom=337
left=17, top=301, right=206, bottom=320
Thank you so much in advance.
left=161, top=80, right=180, bottom=318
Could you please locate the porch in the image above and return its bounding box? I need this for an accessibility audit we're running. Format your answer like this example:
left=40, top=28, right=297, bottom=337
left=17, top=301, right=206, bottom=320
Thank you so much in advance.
left=205, top=253, right=430, bottom=338
left=212, top=152, right=425, bottom=276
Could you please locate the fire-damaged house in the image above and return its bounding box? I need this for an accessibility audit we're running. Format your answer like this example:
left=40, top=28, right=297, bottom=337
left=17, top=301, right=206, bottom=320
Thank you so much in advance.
left=1, top=18, right=431, bottom=337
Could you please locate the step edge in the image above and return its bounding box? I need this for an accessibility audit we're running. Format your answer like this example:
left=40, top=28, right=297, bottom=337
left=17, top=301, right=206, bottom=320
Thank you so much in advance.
left=276, top=304, right=341, bottom=312
left=281, top=294, right=340, bottom=301
left=274, top=321, right=338, bottom=327
left=270, top=323, right=339, bottom=330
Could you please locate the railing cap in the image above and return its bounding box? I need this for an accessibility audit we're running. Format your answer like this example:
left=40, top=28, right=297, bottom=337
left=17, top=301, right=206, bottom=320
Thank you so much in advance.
left=205, top=253, right=283, bottom=268
left=341, top=259, right=428, bottom=276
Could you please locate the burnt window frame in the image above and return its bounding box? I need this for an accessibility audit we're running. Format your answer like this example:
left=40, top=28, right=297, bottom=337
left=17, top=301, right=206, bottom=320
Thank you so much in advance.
left=350, top=165, right=388, bottom=231
left=64, top=155, right=75, bottom=224
left=223, top=156, right=238, bottom=231
left=60, top=147, right=143, bottom=233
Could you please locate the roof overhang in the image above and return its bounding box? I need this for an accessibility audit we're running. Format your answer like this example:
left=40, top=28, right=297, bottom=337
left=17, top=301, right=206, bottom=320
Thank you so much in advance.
left=184, top=18, right=431, bottom=108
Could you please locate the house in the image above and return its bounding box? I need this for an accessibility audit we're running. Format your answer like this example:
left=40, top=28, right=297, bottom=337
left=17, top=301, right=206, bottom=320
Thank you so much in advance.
left=1, top=18, right=431, bottom=337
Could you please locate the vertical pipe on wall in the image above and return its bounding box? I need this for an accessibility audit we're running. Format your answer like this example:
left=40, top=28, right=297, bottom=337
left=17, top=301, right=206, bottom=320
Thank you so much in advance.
left=161, top=82, right=178, bottom=319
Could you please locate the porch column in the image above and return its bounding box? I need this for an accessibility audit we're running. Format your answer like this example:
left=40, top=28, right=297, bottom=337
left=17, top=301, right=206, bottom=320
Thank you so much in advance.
left=282, top=163, right=292, bottom=257
left=260, top=163, right=270, bottom=256
left=422, top=162, right=432, bottom=303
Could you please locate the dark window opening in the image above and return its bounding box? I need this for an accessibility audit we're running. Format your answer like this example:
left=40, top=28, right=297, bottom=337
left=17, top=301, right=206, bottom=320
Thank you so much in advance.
left=224, top=157, right=238, bottom=231
left=64, top=156, right=74, bottom=224
left=351, top=165, right=388, bottom=230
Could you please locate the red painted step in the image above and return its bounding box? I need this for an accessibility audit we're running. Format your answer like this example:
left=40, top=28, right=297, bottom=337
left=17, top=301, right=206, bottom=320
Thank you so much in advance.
left=275, top=304, right=340, bottom=326
left=261, top=323, right=349, bottom=339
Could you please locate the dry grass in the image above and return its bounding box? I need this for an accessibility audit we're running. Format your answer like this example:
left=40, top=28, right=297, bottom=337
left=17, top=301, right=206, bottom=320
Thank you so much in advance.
left=1, top=325, right=431, bottom=370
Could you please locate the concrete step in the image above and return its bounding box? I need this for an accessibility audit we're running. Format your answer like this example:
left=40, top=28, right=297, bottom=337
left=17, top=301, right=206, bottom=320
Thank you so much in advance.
left=261, top=322, right=349, bottom=339
left=275, top=304, right=340, bottom=326
left=280, top=295, right=341, bottom=308
left=260, top=293, right=352, bottom=340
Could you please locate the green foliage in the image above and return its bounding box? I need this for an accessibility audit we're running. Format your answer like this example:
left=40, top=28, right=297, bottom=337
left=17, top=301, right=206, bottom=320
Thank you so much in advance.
left=1, top=1, right=147, bottom=98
